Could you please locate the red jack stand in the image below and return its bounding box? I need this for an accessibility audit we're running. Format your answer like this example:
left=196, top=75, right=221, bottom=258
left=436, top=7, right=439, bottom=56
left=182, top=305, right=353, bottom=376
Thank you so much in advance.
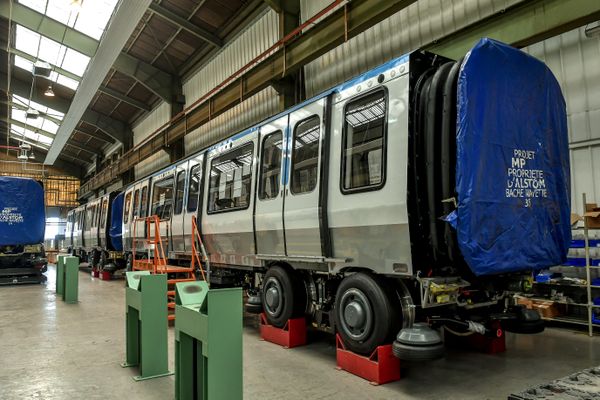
left=99, top=270, right=112, bottom=281
left=468, top=322, right=506, bottom=354
left=445, top=321, right=506, bottom=355
left=335, top=334, right=401, bottom=385
left=259, top=313, right=306, bottom=348
left=91, top=267, right=99, bottom=278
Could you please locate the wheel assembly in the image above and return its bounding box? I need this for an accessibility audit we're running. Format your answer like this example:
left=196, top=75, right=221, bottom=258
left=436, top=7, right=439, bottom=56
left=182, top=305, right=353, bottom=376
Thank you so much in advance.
left=261, top=265, right=306, bottom=327
left=392, top=323, right=445, bottom=361
left=334, top=272, right=400, bottom=355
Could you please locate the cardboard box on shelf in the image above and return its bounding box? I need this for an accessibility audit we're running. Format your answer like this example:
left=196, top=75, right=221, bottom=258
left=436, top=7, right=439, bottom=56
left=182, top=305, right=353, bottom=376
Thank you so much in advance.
left=531, top=300, right=564, bottom=318
left=584, top=203, right=600, bottom=229
left=515, top=295, right=533, bottom=309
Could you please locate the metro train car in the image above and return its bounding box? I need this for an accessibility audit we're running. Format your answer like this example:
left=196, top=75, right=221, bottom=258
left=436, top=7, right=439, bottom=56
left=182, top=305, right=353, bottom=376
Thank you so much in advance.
left=65, top=191, right=125, bottom=272
left=0, top=176, right=48, bottom=284
left=76, top=38, right=571, bottom=360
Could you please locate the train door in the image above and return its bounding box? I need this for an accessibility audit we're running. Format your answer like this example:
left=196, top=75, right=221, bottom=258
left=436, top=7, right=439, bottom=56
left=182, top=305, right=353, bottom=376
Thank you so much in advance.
left=65, top=210, right=74, bottom=248
left=122, top=188, right=134, bottom=250
left=148, top=171, right=175, bottom=253
left=182, top=155, right=204, bottom=253
left=171, top=162, right=188, bottom=254
left=255, top=115, right=287, bottom=256
left=283, top=99, right=326, bottom=257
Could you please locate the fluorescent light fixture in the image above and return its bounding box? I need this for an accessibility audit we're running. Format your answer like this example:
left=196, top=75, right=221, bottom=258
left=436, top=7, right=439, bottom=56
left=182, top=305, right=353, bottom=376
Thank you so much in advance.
left=33, top=60, right=52, bottom=77
left=44, top=85, right=55, bottom=97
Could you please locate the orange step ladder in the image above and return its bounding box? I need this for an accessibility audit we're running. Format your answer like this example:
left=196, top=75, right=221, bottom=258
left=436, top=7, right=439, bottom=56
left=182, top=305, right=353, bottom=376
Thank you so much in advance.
left=132, top=215, right=207, bottom=321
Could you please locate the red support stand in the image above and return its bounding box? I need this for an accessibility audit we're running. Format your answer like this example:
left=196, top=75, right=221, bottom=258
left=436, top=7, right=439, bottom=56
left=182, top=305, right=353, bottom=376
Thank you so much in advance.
left=467, top=322, right=506, bottom=354
left=91, top=267, right=99, bottom=278
left=99, top=270, right=112, bottom=281
left=259, top=313, right=306, bottom=348
left=335, top=334, right=401, bottom=385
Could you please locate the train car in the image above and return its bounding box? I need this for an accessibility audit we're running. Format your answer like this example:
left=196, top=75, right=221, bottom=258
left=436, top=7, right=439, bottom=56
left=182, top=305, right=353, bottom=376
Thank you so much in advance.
left=114, top=38, right=570, bottom=360
left=0, top=176, right=48, bottom=284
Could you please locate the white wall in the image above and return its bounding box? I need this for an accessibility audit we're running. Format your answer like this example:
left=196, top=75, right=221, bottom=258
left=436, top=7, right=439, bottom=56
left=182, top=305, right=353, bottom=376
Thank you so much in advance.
left=132, top=102, right=171, bottom=179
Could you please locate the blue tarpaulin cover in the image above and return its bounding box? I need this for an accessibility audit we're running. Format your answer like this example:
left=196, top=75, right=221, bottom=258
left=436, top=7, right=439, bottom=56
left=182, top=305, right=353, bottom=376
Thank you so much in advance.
left=0, top=176, right=45, bottom=246
left=455, top=38, right=571, bottom=276
left=109, top=192, right=123, bottom=251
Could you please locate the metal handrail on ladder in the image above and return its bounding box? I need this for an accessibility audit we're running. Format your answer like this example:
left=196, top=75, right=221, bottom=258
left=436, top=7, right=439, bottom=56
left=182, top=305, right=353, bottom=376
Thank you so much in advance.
left=190, top=215, right=209, bottom=284
left=132, top=215, right=169, bottom=274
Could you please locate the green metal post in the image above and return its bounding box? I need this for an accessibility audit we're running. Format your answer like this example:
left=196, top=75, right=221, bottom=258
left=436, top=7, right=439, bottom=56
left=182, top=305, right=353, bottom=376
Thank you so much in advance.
left=55, top=254, right=67, bottom=296
left=121, top=271, right=172, bottom=381
left=63, top=256, right=79, bottom=304
left=174, top=281, right=243, bottom=400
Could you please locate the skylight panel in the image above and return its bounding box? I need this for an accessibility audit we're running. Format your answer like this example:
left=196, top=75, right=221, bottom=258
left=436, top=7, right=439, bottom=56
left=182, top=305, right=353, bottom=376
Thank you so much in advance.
left=56, top=74, right=79, bottom=90
left=15, top=25, right=90, bottom=78
left=18, top=0, right=119, bottom=41
left=14, top=55, right=34, bottom=72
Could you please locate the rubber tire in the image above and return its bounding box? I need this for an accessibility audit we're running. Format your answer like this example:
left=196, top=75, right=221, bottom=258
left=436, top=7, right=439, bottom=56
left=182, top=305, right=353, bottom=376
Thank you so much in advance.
left=504, top=319, right=545, bottom=334
left=334, top=273, right=399, bottom=355
left=392, top=341, right=445, bottom=361
left=245, top=303, right=263, bottom=314
left=261, top=265, right=306, bottom=328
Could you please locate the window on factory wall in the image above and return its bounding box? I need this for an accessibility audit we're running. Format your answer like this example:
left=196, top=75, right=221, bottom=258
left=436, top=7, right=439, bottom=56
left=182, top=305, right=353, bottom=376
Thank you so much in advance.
left=208, top=143, right=254, bottom=213
left=342, top=89, right=387, bottom=192
left=151, top=177, right=175, bottom=220
left=259, top=131, right=283, bottom=200
left=291, top=116, right=320, bottom=195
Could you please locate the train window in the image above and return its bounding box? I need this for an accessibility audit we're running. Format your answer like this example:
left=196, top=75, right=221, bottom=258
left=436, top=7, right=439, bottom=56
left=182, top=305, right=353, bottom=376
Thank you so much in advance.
left=100, top=199, right=108, bottom=229
left=132, top=189, right=140, bottom=219
left=187, top=164, right=202, bottom=212
left=124, top=192, right=132, bottom=224
left=341, top=89, right=387, bottom=192
left=259, top=131, right=283, bottom=200
left=151, top=176, right=175, bottom=220
left=291, top=116, right=320, bottom=195
left=140, top=187, right=148, bottom=218
left=174, top=171, right=186, bottom=215
left=207, top=143, right=253, bottom=214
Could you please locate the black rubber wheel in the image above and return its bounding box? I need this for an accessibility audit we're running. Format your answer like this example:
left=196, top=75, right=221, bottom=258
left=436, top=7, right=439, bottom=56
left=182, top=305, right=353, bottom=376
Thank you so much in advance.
left=334, top=273, right=399, bottom=355
left=261, top=265, right=306, bottom=328
left=245, top=303, right=263, bottom=314
left=392, top=341, right=445, bottom=361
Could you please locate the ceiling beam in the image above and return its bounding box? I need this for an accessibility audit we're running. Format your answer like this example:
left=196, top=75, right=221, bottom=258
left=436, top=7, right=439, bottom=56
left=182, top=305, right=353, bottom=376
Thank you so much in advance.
left=148, top=2, right=222, bottom=47
left=0, top=1, right=176, bottom=104
left=8, top=119, right=55, bottom=140
left=98, top=85, right=152, bottom=111
left=112, top=51, right=174, bottom=103
left=44, top=0, right=152, bottom=165
left=81, top=108, right=130, bottom=146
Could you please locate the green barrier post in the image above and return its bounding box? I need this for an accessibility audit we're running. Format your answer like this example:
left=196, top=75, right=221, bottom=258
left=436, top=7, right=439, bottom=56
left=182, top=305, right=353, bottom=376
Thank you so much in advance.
left=63, top=256, right=79, bottom=304
left=121, top=271, right=172, bottom=381
left=175, top=281, right=242, bottom=400
left=55, top=254, right=67, bottom=296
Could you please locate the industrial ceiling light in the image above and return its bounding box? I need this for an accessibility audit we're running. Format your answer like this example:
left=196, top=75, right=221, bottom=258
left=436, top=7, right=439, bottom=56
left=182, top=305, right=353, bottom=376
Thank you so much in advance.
left=70, top=0, right=83, bottom=11
left=29, top=151, right=36, bottom=160
left=585, top=22, right=600, bottom=38
left=44, top=85, right=55, bottom=97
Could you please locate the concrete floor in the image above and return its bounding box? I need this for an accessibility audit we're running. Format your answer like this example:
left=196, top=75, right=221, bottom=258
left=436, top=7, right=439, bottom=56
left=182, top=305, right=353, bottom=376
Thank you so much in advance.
left=1, top=266, right=600, bottom=400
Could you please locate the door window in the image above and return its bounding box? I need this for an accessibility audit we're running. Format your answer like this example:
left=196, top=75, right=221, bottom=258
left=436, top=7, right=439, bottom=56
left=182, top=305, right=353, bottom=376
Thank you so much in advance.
left=259, top=131, right=283, bottom=200
left=342, top=89, right=387, bottom=192
left=174, top=170, right=186, bottom=215
left=132, top=189, right=140, bottom=218
left=124, top=192, right=132, bottom=224
left=207, top=143, right=254, bottom=213
left=151, top=177, right=175, bottom=220
left=187, top=164, right=202, bottom=212
left=140, top=187, right=148, bottom=218
left=291, top=116, right=320, bottom=195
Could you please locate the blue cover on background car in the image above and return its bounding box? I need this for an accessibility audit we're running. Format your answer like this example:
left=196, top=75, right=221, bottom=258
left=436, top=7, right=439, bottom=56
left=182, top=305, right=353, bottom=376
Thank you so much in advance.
left=109, top=192, right=123, bottom=251
left=0, top=176, right=45, bottom=246
left=455, top=38, right=571, bottom=276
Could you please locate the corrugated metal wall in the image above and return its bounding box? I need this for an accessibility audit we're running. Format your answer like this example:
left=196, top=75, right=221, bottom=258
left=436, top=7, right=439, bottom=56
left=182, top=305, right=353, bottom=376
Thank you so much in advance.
left=132, top=102, right=171, bottom=179
left=524, top=27, right=600, bottom=214
left=300, top=0, right=523, bottom=97
left=182, top=9, right=280, bottom=155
